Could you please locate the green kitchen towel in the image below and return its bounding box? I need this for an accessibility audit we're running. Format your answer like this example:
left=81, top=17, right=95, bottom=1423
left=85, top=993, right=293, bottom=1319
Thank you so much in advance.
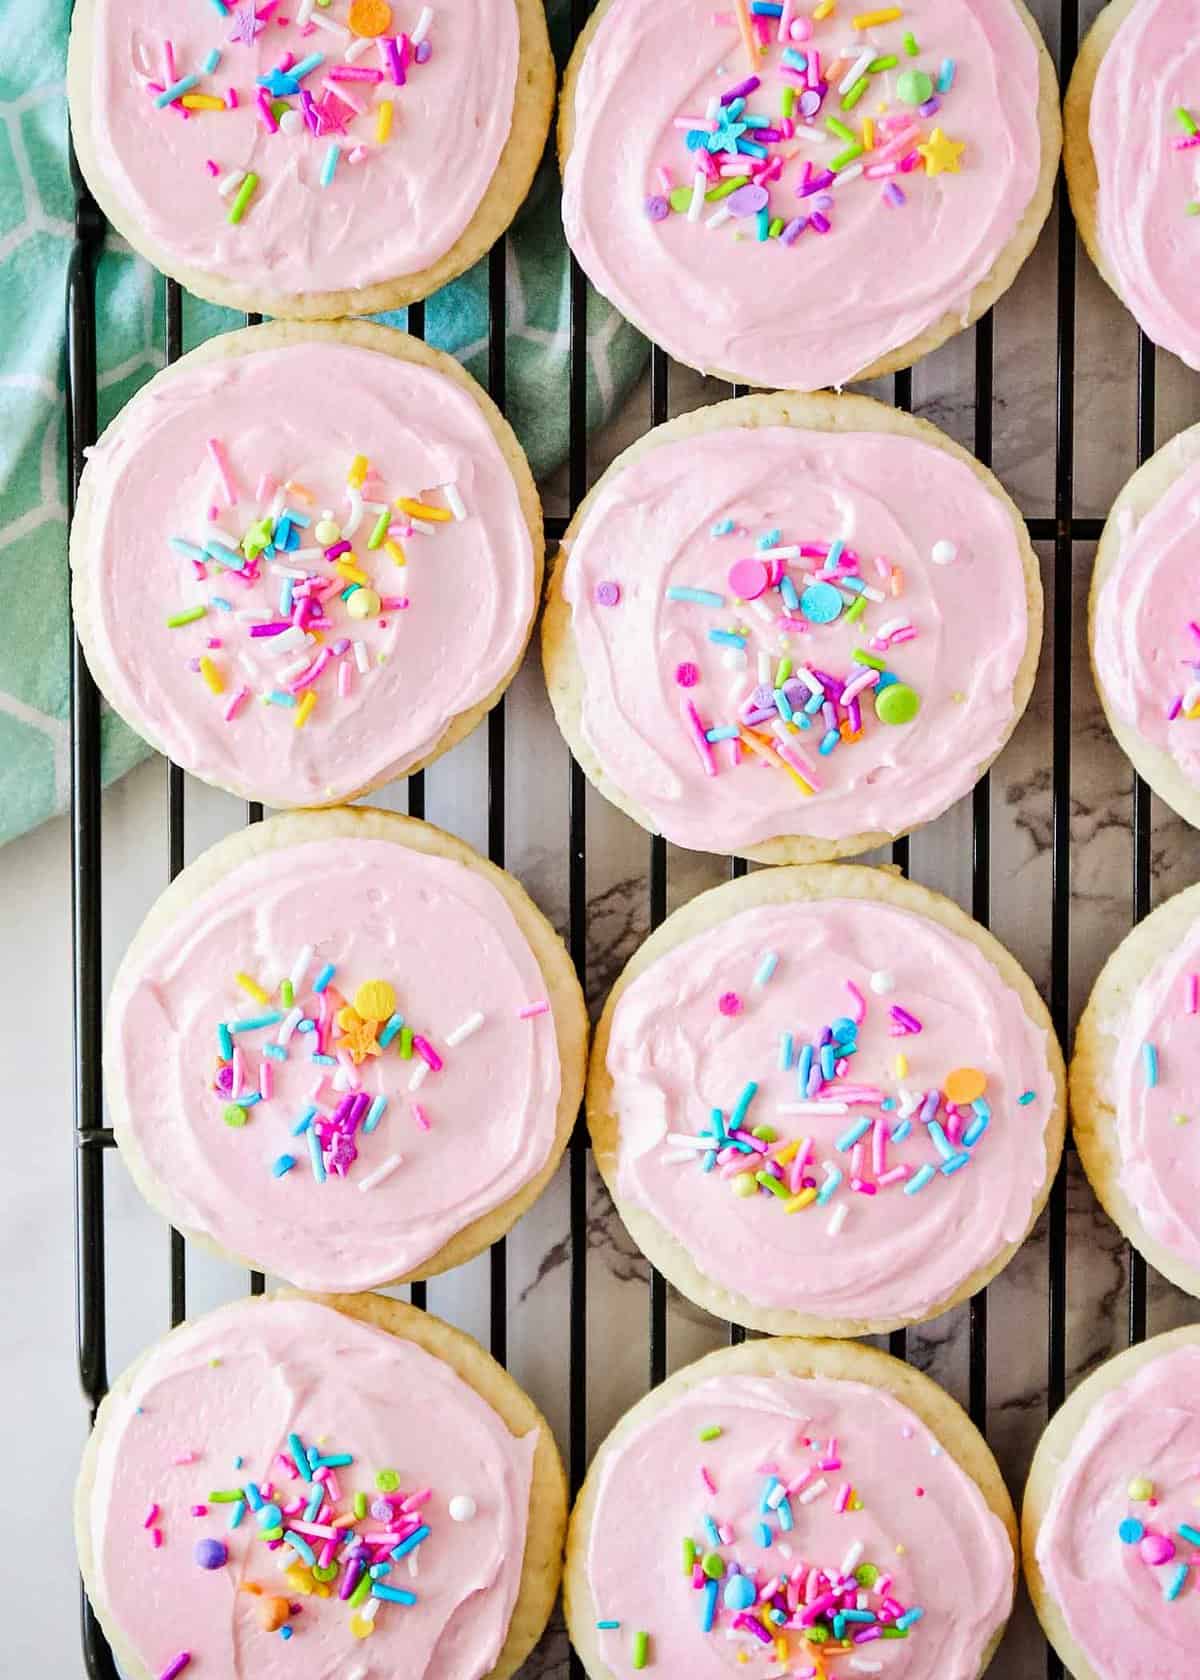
left=0, top=2, right=645, bottom=848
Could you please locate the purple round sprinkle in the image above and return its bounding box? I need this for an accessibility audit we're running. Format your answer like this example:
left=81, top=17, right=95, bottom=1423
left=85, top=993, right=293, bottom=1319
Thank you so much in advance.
left=194, top=1538, right=228, bottom=1570
left=728, top=183, right=769, bottom=217
left=675, top=661, right=699, bottom=688
left=595, top=580, right=621, bottom=607
left=752, top=683, right=775, bottom=708
left=644, top=194, right=669, bottom=223
left=371, top=1498, right=396, bottom=1522
left=414, top=40, right=431, bottom=62
left=798, top=90, right=821, bottom=116
left=215, top=1063, right=234, bottom=1094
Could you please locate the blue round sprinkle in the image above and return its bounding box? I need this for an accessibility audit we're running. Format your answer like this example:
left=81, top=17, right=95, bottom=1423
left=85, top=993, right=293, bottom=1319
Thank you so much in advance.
left=725, top=1575, right=757, bottom=1610
left=256, top=1502, right=282, bottom=1529
left=1118, top=1518, right=1145, bottom=1545
left=831, top=1016, right=857, bottom=1041
left=800, top=581, right=843, bottom=625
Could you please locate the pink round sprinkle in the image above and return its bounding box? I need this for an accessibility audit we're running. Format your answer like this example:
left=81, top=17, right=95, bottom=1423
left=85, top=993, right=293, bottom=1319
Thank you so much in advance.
left=729, top=557, right=769, bottom=600
left=675, top=661, right=700, bottom=688
left=595, top=580, right=621, bottom=606
left=790, top=16, right=813, bottom=39
left=718, top=991, right=742, bottom=1017
left=1140, top=1533, right=1176, bottom=1566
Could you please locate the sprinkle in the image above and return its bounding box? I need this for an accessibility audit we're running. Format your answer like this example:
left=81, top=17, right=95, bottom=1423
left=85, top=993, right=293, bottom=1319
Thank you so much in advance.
left=227, top=172, right=259, bottom=224
left=307, top=1127, right=326, bottom=1183
left=754, top=952, right=779, bottom=986
left=519, top=1000, right=550, bottom=1019
left=904, top=1165, right=936, bottom=1195
left=158, top=1658, right=192, bottom=1680
left=358, top=1153, right=402, bottom=1192
left=632, top=1631, right=650, bottom=1669
left=446, top=1011, right=485, bottom=1045
left=271, top=1154, right=296, bottom=1177
left=167, top=606, right=207, bottom=628
left=1144, top=1043, right=1159, bottom=1088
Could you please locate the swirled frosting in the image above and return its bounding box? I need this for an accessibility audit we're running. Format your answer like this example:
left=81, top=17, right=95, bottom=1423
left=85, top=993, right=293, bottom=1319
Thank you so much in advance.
left=86, top=1297, right=537, bottom=1680
left=1106, top=910, right=1200, bottom=1269
left=87, top=0, right=519, bottom=297
left=1090, top=0, right=1200, bottom=369
left=107, top=835, right=562, bottom=1290
left=606, top=896, right=1054, bottom=1322
left=1035, top=1343, right=1200, bottom=1679
left=1093, top=450, right=1200, bottom=790
left=562, top=0, right=1044, bottom=390
left=585, top=1370, right=1013, bottom=1678
left=80, top=341, right=535, bottom=807
left=562, top=424, right=1030, bottom=854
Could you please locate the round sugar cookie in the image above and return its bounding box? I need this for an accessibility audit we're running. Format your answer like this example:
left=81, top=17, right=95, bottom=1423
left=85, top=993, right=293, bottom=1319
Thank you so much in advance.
left=1066, top=0, right=1200, bottom=371
left=103, top=806, right=587, bottom=1292
left=66, top=0, right=553, bottom=318
left=1070, top=879, right=1200, bottom=1299
left=1088, top=417, right=1200, bottom=832
left=587, top=862, right=1065, bottom=1337
left=1023, top=1325, right=1200, bottom=1680
left=559, top=0, right=1060, bottom=391
left=75, top=1290, right=567, bottom=1680
left=542, top=390, right=1042, bottom=864
left=565, top=1336, right=1017, bottom=1680
left=71, top=322, right=543, bottom=810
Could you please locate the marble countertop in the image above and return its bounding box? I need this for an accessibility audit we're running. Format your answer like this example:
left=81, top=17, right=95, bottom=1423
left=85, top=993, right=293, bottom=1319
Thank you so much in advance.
left=12, top=1, right=1200, bottom=1672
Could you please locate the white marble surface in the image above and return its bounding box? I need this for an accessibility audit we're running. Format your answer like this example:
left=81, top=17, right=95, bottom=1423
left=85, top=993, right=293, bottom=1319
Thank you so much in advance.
left=11, top=0, right=1200, bottom=1672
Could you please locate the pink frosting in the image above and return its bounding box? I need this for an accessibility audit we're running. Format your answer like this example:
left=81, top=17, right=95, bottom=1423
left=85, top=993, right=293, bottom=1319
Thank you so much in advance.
left=562, top=0, right=1044, bottom=390
left=1090, top=0, right=1200, bottom=369
left=586, top=1370, right=1013, bottom=1678
left=81, top=341, right=534, bottom=807
left=87, top=1297, right=537, bottom=1679
left=606, top=896, right=1054, bottom=1322
left=1106, top=912, right=1200, bottom=1270
left=107, top=836, right=562, bottom=1290
left=562, top=425, right=1029, bottom=853
left=89, top=0, right=518, bottom=296
left=1093, top=451, right=1200, bottom=788
left=1036, top=1343, right=1200, bottom=1680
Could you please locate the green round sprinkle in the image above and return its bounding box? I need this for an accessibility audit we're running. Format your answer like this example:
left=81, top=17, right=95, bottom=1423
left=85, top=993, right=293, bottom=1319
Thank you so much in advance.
left=731, top=1173, right=757, bottom=1198
left=875, top=683, right=921, bottom=726
left=806, top=1626, right=830, bottom=1644
left=855, top=1563, right=879, bottom=1588
left=376, top=1468, right=400, bottom=1492
left=669, top=186, right=694, bottom=213
left=701, top=1550, right=726, bottom=1579
left=897, top=68, right=933, bottom=105
left=223, top=1103, right=248, bottom=1128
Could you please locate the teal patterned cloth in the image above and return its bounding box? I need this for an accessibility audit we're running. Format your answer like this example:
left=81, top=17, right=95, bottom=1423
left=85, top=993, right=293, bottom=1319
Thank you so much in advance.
left=0, top=3, right=645, bottom=847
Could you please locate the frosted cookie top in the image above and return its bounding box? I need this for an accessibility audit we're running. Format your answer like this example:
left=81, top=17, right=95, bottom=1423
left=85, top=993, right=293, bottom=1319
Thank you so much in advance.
left=84, top=0, right=519, bottom=299
left=604, top=894, right=1055, bottom=1324
left=107, top=834, right=562, bottom=1290
left=1105, top=916, right=1200, bottom=1271
left=1089, top=0, right=1200, bottom=369
left=78, top=340, right=535, bottom=807
left=560, top=421, right=1031, bottom=855
left=1093, top=449, right=1200, bottom=796
left=562, top=0, right=1045, bottom=389
left=85, top=1297, right=537, bottom=1679
left=585, top=1370, right=1013, bottom=1678
left=1035, top=1343, right=1200, bottom=1680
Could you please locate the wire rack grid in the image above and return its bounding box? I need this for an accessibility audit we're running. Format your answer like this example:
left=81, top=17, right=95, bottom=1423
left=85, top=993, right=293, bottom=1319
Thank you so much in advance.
left=65, top=1, right=1156, bottom=1675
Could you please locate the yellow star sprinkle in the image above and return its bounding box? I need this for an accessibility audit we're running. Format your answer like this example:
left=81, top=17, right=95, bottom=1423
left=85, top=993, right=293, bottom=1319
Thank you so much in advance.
left=918, top=127, right=966, bottom=175
left=335, top=1009, right=382, bottom=1064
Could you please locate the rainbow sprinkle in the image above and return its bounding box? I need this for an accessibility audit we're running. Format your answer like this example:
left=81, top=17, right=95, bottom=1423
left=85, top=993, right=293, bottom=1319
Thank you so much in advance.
left=643, top=4, right=967, bottom=239
left=166, top=444, right=467, bottom=729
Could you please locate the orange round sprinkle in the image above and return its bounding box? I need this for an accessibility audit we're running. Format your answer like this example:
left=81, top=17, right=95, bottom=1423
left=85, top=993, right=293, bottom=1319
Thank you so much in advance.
left=944, top=1067, right=987, bottom=1104
left=348, top=0, right=392, bottom=35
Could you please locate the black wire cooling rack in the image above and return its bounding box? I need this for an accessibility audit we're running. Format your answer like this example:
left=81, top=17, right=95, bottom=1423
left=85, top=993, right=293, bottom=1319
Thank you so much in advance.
left=65, top=1, right=1155, bottom=1674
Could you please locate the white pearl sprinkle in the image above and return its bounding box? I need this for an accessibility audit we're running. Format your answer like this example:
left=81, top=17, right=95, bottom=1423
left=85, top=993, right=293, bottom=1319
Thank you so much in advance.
left=449, top=1495, right=477, bottom=1523
left=278, top=108, right=302, bottom=135
left=868, top=970, right=895, bottom=995
left=930, top=539, right=958, bottom=566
